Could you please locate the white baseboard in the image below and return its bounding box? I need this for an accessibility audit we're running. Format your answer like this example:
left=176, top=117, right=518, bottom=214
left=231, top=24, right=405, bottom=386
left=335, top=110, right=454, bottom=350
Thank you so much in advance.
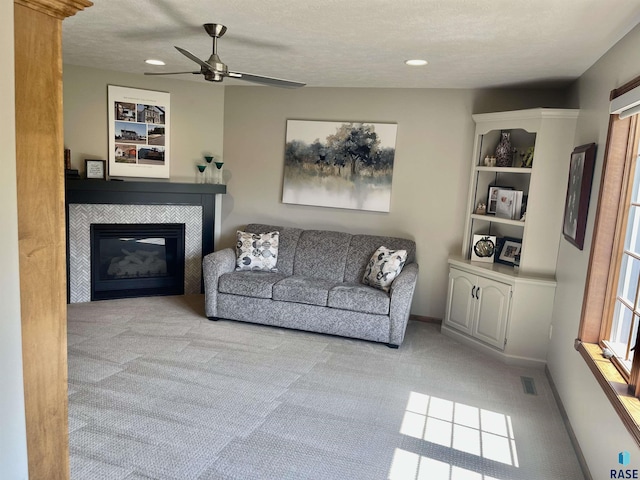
left=440, top=324, right=547, bottom=368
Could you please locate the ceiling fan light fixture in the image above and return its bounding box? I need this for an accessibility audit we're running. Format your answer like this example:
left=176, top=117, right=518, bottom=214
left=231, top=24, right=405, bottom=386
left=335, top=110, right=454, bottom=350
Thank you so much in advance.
left=145, top=59, right=166, bottom=66
left=143, top=23, right=305, bottom=88
left=405, top=59, right=428, bottom=66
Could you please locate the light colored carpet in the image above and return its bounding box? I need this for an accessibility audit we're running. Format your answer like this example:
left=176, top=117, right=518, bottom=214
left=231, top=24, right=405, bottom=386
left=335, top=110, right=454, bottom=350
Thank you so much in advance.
left=67, top=295, right=584, bottom=480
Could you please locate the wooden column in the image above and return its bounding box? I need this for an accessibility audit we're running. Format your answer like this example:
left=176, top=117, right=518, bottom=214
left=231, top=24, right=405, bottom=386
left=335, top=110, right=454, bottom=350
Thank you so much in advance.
left=13, top=0, right=91, bottom=478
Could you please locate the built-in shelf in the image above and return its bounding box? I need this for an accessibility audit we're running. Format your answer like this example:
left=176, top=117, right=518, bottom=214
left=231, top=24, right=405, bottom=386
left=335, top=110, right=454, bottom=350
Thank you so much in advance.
left=470, top=214, right=525, bottom=227
left=475, top=166, right=532, bottom=174
left=443, top=108, right=579, bottom=367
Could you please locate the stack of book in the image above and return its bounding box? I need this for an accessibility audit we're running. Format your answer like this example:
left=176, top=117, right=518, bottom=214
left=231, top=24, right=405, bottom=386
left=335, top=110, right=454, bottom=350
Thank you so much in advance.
left=495, top=189, right=524, bottom=220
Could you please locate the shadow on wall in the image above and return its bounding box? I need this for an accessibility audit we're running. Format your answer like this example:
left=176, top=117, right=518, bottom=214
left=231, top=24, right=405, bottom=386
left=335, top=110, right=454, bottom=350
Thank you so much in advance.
left=472, top=86, right=576, bottom=114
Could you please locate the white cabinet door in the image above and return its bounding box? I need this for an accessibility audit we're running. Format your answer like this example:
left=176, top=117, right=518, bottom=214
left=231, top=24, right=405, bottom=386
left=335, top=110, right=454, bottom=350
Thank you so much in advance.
left=444, top=268, right=475, bottom=335
left=473, top=277, right=512, bottom=349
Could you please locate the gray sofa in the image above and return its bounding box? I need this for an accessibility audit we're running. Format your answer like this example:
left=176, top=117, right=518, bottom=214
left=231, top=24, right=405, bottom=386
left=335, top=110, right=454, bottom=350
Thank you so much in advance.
left=202, top=224, right=418, bottom=347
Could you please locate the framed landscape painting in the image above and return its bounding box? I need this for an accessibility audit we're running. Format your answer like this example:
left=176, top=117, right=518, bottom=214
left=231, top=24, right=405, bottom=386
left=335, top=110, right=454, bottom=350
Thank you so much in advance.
left=282, top=120, right=398, bottom=212
left=108, top=85, right=170, bottom=179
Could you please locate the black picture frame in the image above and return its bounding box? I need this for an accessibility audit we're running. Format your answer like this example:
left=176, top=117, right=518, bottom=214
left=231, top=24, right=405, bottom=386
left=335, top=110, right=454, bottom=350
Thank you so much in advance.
left=495, top=236, right=522, bottom=266
left=487, top=185, right=513, bottom=214
left=562, top=143, right=597, bottom=250
left=85, top=159, right=106, bottom=180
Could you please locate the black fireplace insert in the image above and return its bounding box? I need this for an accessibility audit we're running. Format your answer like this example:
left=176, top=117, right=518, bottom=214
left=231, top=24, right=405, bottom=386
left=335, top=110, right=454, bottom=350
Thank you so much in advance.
left=90, top=223, right=185, bottom=301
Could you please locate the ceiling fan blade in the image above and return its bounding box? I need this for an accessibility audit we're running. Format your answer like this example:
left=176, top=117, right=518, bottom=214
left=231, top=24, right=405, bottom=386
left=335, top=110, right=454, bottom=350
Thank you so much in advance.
left=229, top=71, right=305, bottom=88
left=175, top=46, right=214, bottom=71
left=144, top=71, right=201, bottom=76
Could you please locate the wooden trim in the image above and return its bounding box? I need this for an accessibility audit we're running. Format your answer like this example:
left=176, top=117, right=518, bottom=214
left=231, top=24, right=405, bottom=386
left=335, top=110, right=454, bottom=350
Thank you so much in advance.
left=579, top=114, right=633, bottom=342
left=409, top=314, right=442, bottom=324
left=14, top=0, right=92, bottom=19
left=599, top=116, right=640, bottom=345
left=13, top=1, right=91, bottom=477
left=610, top=74, right=640, bottom=101
left=578, top=342, right=640, bottom=447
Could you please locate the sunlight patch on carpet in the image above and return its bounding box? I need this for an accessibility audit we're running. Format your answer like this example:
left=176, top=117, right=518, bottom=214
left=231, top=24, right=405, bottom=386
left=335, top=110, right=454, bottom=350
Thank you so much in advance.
left=390, top=391, right=520, bottom=479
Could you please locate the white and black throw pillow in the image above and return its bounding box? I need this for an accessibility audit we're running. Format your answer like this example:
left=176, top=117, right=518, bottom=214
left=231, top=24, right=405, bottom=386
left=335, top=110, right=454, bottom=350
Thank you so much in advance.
left=235, top=230, right=279, bottom=272
left=362, top=246, right=407, bottom=292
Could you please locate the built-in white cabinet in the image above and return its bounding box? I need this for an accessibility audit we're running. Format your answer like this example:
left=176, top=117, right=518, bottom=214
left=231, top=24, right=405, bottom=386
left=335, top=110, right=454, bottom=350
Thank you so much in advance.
left=443, top=259, right=557, bottom=366
left=462, top=108, right=579, bottom=274
left=445, top=267, right=511, bottom=350
left=442, top=109, right=578, bottom=366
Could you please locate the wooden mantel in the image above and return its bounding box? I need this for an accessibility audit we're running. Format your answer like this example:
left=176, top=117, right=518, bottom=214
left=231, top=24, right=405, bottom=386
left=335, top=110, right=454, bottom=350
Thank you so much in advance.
left=14, top=0, right=91, bottom=478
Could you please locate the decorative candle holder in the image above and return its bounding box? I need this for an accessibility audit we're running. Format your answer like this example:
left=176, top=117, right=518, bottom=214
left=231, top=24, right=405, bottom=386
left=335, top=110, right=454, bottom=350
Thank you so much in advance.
left=196, top=164, right=207, bottom=184
left=204, top=156, right=214, bottom=183
left=214, top=161, right=224, bottom=184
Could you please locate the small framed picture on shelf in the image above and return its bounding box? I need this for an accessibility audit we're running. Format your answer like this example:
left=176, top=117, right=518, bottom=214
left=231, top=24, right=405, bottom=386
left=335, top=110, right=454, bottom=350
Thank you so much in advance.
left=495, top=237, right=522, bottom=267
left=471, top=234, right=497, bottom=263
left=495, top=189, right=524, bottom=220
left=85, top=159, right=106, bottom=180
left=487, top=185, right=513, bottom=214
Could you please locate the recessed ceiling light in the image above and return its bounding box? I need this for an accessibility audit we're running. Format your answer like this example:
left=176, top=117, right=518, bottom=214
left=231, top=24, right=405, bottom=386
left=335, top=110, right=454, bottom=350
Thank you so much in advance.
left=405, top=59, right=428, bottom=66
left=145, top=59, right=166, bottom=66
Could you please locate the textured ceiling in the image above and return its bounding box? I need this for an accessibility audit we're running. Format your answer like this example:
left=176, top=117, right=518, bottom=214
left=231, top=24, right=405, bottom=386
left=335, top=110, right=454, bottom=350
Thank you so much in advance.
left=62, top=0, right=640, bottom=89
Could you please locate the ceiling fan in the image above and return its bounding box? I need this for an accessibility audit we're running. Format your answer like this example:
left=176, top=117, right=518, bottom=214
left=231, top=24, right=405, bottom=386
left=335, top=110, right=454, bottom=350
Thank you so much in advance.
left=144, top=23, right=305, bottom=88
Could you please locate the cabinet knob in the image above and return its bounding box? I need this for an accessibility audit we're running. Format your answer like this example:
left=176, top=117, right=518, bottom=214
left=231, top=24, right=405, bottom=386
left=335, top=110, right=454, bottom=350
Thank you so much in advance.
left=476, top=287, right=481, bottom=299
left=471, top=286, right=476, bottom=298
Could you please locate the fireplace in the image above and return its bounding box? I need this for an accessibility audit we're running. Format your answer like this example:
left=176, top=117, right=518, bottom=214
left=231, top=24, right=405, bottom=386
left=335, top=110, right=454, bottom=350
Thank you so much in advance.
left=66, top=179, right=226, bottom=303
left=91, top=223, right=186, bottom=300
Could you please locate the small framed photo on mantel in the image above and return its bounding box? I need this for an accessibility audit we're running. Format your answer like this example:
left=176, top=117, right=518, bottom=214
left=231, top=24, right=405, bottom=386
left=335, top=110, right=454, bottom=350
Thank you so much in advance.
left=85, top=159, right=106, bottom=180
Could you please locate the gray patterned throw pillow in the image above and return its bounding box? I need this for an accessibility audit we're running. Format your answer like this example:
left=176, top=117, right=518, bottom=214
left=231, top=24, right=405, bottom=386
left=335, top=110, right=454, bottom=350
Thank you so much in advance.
left=362, top=246, right=407, bottom=292
left=235, top=230, right=279, bottom=272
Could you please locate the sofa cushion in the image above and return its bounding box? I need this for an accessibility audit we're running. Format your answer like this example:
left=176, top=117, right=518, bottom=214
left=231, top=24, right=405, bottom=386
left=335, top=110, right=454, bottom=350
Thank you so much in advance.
left=244, top=224, right=302, bottom=276
left=293, top=230, right=352, bottom=281
left=362, top=246, right=408, bottom=292
left=344, top=234, right=416, bottom=283
left=235, top=230, right=280, bottom=272
left=272, top=276, right=335, bottom=306
left=219, top=271, right=286, bottom=299
left=327, top=283, right=390, bottom=315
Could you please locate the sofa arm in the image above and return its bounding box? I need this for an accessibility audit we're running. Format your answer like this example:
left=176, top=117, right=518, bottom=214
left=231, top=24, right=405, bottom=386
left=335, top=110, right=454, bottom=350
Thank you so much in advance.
left=202, top=248, right=236, bottom=317
left=388, top=262, right=419, bottom=346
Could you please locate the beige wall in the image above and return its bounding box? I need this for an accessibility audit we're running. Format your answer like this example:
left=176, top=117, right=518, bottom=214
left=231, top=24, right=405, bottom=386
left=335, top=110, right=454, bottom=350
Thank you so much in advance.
left=63, top=65, right=225, bottom=180
left=1, top=1, right=28, bottom=478
left=61, top=64, right=570, bottom=318
left=221, top=86, right=570, bottom=317
left=547, top=24, right=640, bottom=477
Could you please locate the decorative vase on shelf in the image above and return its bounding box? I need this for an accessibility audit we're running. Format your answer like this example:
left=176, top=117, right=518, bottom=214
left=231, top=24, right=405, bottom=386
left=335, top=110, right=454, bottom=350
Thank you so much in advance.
left=494, top=131, right=513, bottom=167
left=214, top=161, right=224, bottom=184
left=204, top=156, right=214, bottom=183
left=196, top=164, right=207, bottom=184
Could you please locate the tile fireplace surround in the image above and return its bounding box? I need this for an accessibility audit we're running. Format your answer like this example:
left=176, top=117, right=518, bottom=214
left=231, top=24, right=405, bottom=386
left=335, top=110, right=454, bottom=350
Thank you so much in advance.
left=65, top=179, right=226, bottom=303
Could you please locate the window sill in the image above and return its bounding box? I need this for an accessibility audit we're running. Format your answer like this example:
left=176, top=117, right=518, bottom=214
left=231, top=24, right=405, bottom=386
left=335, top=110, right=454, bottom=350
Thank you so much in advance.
left=578, top=341, right=640, bottom=446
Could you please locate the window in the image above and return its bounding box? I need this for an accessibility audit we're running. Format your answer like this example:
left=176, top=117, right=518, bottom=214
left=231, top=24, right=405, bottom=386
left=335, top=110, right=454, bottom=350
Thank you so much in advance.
left=578, top=75, right=640, bottom=445
left=602, top=119, right=640, bottom=379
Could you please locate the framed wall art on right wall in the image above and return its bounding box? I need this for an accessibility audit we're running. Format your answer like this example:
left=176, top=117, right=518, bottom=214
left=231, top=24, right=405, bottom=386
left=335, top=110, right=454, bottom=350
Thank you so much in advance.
left=562, top=142, right=597, bottom=250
